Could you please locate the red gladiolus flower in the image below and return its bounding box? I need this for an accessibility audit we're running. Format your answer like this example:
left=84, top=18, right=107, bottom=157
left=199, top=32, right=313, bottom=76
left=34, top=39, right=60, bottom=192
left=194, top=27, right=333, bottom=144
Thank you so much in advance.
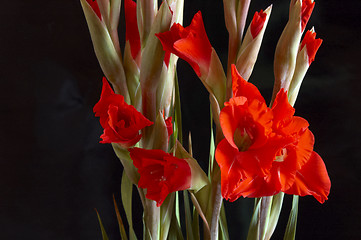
left=300, top=29, right=323, bottom=65
left=86, top=0, right=102, bottom=20
left=124, top=0, right=141, bottom=59
left=216, top=66, right=330, bottom=203
left=93, top=78, right=153, bottom=147
left=233, top=90, right=330, bottom=203
left=215, top=66, right=279, bottom=201
left=301, top=0, right=315, bottom=32
left=250, top=10, right=267, bottom=38
left=156, top=11, right=212, bottom=77
left=129, top=147, right=191, bottom=207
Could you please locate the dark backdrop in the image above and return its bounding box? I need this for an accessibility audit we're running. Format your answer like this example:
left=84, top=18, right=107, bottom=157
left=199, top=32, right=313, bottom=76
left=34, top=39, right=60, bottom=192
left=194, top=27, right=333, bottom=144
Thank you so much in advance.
left=1, top=0, right=360, bottom=239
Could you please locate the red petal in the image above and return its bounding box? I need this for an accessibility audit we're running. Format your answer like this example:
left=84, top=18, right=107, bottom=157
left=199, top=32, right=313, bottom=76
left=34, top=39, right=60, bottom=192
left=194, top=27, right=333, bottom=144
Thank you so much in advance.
left=125, top=0, right=141, bottom=59
left=301, top=0, right=315, bottom=32
left=216, top=139, right=279, bottom=201
left=231, top=65, right=265, bottom=103
left=271, top=89, right=295, bottom=125
left=156, top=11, right=212, bottom=77
left=284, top=151, right=331, bottom=203
left=300, top=30, right=323, bottom=65
left=215, top=139, right=247, bottom=200
left=230, top=176, right=279, bottom=201
left=250, top=10, right=267, bottom=38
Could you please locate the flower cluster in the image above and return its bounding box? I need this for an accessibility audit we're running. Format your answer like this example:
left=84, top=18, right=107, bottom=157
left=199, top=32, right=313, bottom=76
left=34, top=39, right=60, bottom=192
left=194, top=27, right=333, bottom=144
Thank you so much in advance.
left=81, top=0, right=331, bottom=239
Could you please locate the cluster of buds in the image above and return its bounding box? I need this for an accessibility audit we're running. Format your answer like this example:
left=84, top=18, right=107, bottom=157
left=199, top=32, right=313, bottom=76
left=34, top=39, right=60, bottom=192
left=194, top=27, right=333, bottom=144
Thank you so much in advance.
left=80, top=0, right=330, bottom=239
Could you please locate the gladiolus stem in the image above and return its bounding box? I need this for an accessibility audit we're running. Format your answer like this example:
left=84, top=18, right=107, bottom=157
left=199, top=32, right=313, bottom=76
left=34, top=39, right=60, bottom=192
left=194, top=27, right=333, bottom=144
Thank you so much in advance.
left=210, top=181, right=223, bottom=240
left=259, top=196, right=273, bottom=240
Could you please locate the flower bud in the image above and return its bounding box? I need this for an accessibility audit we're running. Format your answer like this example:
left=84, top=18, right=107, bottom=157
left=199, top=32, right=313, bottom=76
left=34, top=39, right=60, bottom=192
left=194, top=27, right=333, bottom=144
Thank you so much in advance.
left=288, top=28, right=322, bottom=105
left=273, top=0, right=315, bottom=100
left=235, top=5, right=272, bottom=81
left=80, top=0, right=130, bottom=102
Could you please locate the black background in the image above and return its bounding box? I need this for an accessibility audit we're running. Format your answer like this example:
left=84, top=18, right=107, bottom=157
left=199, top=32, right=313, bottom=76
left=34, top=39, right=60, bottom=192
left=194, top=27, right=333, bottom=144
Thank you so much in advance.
left=1, top=0, right=360, bottom=239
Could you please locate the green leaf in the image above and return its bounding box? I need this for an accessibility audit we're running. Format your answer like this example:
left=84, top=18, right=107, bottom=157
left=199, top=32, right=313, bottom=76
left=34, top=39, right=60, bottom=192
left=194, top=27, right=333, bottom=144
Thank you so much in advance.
left=113, top=195, right=128, bottom=240
left=173, top=141, right=209, bottom=193
left=168, top=204, right=184, bottom=240
left=112, top=143, right=139, bottom=184
left=95, top=209, right=109, bottom=240
left=283, top=195, right=299, bottom=240
left=174, top=71, right=183, bottom=144
left=175, top=191, right=180, bottom=225
left=183, top=191, right=194, bottom=240
left=121, top=170, right=138, bottom=240
left=192, top=207, right=200, bottom=240
left=190, top=192, right=210, bottom=237
left=247, top=198, right=261, bottom=240
left=160, top=193, right=175, bottom=240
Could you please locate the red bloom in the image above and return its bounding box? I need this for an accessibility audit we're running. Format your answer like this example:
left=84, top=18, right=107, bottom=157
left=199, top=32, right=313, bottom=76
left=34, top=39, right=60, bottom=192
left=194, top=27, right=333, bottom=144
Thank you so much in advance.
left=124, top=0, right=141, bottom=59
left=86, top=0, right=102, bottom=20
left=216, top=66, right=330, bottom=203
left=156, top=11, right=212, bottom=77
left=301, top=0, right=315, bottom=32
left=215, top=66, right=279, bottom=201
left=250, top=10, right=267, bottom=38
left=93, top=78, right=153, bottom=147
left=129, top=147, right=191, bottom=207
left=300, top=29, right=323, bottom=65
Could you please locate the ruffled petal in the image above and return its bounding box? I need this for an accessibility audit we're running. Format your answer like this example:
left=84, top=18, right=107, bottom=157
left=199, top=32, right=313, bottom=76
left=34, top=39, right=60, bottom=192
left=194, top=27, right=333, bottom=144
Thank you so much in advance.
left=231, top=65, right=265, bottom=103
left=230, top=176, right=279, bottom=201
left=271, top=89, right=295, bottom=125
left=156, top=11, right=212, bottom=77
left=284, top=151, right=331, bottom=203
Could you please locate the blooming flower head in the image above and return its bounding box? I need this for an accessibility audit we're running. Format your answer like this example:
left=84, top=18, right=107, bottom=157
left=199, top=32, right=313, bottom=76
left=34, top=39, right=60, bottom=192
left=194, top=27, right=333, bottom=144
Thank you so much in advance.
left=215, top=66, right=279, bottom=201
left=156, top=11, right=212, bottom=77
left=216, top=66, right=330, bottom=203
left=129, top=147, right=191, bottom=207
left=93, top=78, right=153, bottom=148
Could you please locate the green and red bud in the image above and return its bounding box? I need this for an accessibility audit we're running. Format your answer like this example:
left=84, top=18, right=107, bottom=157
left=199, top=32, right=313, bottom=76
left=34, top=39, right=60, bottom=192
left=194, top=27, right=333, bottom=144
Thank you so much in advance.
left=288, top=28, right=322, bottom=105
left=235, top=5, right=272, bottom=82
